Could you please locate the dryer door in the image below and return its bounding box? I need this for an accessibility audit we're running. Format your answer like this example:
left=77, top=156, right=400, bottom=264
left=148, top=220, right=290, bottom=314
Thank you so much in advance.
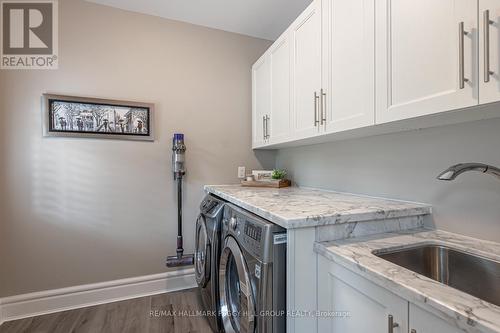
left=219, top=236, right=256, bottom=333
left=195, top=214, right=211, bottom=287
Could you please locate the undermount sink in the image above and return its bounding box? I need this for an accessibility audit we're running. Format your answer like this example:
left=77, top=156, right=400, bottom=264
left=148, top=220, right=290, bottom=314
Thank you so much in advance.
left=374, top=244, right=500, bottom=307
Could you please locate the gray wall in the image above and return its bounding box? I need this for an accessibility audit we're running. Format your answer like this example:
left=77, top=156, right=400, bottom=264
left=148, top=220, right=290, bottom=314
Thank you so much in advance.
left=0, top=0, right=273, bottom=297
left=276, top=118, right=500, bottom=243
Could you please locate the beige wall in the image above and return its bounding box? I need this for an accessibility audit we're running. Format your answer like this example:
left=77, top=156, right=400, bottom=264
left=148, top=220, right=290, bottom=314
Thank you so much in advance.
left=0, top=64, right=6, bottom=294
left=276, top=118, right=500, bottom=243
left=0, top=0, right=273, bottom=297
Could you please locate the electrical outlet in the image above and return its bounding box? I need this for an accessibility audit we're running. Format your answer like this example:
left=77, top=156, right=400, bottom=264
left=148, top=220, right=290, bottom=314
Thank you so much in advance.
left=238, top=166, right=246, bottom=179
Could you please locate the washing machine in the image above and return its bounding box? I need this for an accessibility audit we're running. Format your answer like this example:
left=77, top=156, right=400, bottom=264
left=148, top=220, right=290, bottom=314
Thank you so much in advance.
left=195, top=194, right=226, bottom=332
left=219, top=203, right=287, bottom=333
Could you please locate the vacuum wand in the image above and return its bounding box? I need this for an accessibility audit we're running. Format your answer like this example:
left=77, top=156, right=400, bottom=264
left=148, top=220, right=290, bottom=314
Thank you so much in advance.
left=166, top=134, right=194, bottom=267
left=176, top=177, right=184, bottom=257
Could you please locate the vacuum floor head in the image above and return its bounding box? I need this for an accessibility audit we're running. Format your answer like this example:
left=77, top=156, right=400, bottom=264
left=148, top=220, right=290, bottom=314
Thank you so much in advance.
left=166, top=254, right=194, bottom=268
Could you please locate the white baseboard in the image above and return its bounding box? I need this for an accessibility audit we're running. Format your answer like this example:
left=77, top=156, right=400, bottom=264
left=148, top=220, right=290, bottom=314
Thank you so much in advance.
left=0, top=268, right=196, bottom=325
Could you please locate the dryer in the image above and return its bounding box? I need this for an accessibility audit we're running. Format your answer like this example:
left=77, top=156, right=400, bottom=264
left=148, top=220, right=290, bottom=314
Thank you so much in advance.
left=195, top=194, right=225, bottom=332
left=219, top=203, right=287, bottom=333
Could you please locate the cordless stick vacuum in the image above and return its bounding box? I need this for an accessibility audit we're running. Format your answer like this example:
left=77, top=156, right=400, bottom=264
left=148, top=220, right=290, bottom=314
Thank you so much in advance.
left=166, top=134, right=194, bottom=267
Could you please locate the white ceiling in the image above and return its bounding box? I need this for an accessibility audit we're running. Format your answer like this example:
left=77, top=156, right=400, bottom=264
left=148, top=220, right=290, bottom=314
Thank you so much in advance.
left=86, top=0, right=312, bottom=41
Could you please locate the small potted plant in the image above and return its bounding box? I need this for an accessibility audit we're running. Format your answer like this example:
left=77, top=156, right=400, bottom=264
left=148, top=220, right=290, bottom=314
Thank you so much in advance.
left=271, top=169, right=287, bottom=180
left=270, top=169, right=290, bottom=187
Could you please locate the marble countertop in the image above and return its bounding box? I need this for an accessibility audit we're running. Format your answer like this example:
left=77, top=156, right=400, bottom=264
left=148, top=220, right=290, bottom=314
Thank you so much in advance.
left=314, top=229, right=500, bottom=333
left=204, top=185, right=431, bottom=229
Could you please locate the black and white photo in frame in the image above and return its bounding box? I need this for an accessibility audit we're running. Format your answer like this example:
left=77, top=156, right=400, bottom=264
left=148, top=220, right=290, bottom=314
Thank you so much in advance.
left=42, top=94, right=154, bottom=141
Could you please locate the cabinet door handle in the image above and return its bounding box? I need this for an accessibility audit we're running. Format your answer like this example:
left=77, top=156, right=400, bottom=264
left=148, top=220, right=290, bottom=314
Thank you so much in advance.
left=314, top=92, right=320, bottom=126
left=321, top=88, right=327, bottom=125
left=484, top=10, right=494, bottom=82
left=265, top=115, right=270, bottom=139
left=388, top=315, right=399, bottom=333
left=459, top=22, right=469, bottom=89
left=263, top=115, right=266, bottom=140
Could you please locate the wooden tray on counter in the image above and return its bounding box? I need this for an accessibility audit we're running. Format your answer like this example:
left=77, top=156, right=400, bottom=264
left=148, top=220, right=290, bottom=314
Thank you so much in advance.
left=241, top=179, right=291, bottom=188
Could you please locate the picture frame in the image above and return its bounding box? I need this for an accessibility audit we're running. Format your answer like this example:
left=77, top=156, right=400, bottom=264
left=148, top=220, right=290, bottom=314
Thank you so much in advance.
left=42, top=94, right=155, bottom=141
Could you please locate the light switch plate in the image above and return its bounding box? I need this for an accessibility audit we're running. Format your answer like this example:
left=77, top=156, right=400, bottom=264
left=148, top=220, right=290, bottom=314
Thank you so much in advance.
left=238, top=166, right=246, bottom=179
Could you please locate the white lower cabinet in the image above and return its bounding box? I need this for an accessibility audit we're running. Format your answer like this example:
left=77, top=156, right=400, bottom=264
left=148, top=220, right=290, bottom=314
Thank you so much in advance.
left=317, top=256, right=462, bottom=333
left=409, top=303, right=460, bottom=333
left=318, top=256, right=408, bottom=333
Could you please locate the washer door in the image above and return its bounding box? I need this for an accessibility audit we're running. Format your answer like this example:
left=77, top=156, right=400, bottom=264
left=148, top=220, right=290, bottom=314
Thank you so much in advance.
left=195, top=214, right=211, bottom=287
left=219, top=236, right=255, bottom=333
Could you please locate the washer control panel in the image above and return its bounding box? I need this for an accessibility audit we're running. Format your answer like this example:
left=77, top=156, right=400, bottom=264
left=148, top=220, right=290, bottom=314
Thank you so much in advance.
left=224, top=212, right=263, bottom=256
left=244, top=221, right=262, bottom=242
left=223, top=203, right=286, bottom=262
left=241, top=219, right=263, bottom=256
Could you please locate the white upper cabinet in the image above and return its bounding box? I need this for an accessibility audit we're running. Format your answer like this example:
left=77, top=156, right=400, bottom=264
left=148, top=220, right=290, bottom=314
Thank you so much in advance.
left=269, top=34, right=292, bottom=144
left=252, top=0, right=500, bottom=149
left=322, top=0, right=375, bottom=133
left=290, top=0, right=323, bottom=139
left=252, top=54, right=270, bottom=148
left=480, top=0, right=500, bottom=104
left=375, top=0, right=478, bottom=124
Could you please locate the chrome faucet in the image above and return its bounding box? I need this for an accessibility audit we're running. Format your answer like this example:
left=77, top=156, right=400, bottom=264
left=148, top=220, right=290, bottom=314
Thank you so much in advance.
left=437, top=163, right=500, bottom=181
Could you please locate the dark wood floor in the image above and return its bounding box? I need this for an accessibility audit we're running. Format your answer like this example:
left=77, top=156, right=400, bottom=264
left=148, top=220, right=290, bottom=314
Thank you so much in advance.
left=0, top=288, right=213, bottom=333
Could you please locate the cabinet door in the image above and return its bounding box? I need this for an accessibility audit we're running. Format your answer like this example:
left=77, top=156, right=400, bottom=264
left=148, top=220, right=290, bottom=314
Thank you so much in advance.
left=252, top=54, right=270, bottom=148
left=269, top=34, right=292, bottom=144
left=291, top=0, right=322, bottom=139
left=318, top=256, right=408, bottom=333
left=375, top=0, right=478, bottom=124
left=409, top=303, right=462, bottom=333
left=322, top=0, right=375, bottom=133
left=480, top=0, right=500, bottom=104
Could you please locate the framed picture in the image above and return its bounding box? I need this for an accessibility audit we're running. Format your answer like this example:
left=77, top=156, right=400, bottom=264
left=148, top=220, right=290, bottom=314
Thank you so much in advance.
left=42, top=94, right=154, bottom=141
